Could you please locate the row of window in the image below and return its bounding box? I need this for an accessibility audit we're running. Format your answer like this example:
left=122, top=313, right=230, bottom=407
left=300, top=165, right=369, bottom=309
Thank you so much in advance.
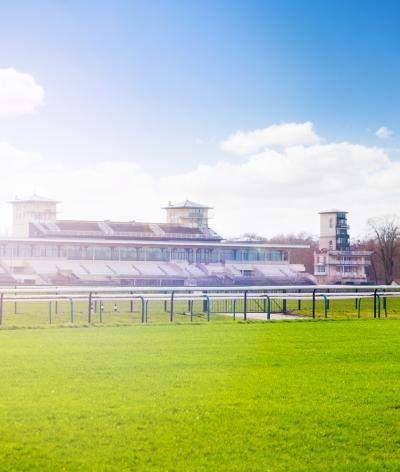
left=0, top=244, right=288, bottom=263
left=336, top=266, right=362, bottom=274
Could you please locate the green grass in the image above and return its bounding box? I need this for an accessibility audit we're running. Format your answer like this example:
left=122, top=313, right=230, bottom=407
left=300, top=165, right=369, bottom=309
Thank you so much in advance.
left=0, top=320, right=398, bottom=471
left=0, top=296, right=399, bottom=329
left=286, top=296, right=400, bottom=319
left=0, top=300, right=225, bottom=328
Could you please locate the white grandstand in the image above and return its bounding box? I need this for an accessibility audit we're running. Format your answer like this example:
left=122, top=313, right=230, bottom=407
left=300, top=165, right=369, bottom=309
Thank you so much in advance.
left=0, top=196, right=315, bottom=286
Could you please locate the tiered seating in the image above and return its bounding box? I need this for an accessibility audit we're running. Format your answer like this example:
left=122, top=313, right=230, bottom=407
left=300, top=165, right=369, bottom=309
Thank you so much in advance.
left=56, top=261, right=90, bottom=277
left=227, top=265, right=244, bottom=277
left=174, top=261, right=206, bottom=277
left=158, top=263, right=184, bottom=277
left=255, top=265, right=289, bottom=277
left=131, top=262, right=165, bottom=276
left=106, top=261, right=139, bottom=276
left=0, top=258, right=313, bottom=286
left=28, top=260, right=60, bottom=275
left=80, top=262, right=115, bottom=276
left=199, top=263, right=225, bottom=275
left=0, top=264, right=16, bottom=284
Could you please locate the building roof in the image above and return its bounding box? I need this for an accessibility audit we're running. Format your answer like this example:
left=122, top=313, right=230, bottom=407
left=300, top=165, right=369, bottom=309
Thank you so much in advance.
left=0, top=235, right=310, bottom=250
left=9, top=194, right=60, bottom=204
left=162, top=200, right=212, bottom=209
left=318, top=209, right=348, bottom=214
left=29, top=219, right=222, bottom=242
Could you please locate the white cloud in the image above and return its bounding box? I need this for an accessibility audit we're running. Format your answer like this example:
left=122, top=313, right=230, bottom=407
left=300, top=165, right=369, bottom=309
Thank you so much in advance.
left=220, top=121, right=321, bottom=155
left=375, top=126, right=393, bottom=139
left=0, top=68, right=44, bottom=117
left=161, top=141, right=395, bottom=237
left=0, top=142, right=41, bottom=171
left=0, top=123, right=399, bottom=239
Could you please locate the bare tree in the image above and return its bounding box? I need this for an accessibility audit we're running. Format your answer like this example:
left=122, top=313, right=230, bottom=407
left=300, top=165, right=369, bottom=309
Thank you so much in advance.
left=367, top=215, right=400, bottom=284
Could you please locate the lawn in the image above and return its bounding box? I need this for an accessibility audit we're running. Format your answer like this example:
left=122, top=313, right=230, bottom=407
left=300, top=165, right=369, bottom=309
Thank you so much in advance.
left=0, top=295, right=399, bottom=328
left=0, top=320, right=398, bottom=471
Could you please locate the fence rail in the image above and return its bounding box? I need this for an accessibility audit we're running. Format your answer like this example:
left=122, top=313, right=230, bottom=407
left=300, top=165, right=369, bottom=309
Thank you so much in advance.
left=0, top=284, right=398, bottom=326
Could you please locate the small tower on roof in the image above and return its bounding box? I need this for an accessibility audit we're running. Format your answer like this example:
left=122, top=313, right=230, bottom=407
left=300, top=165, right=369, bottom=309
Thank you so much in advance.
left=163, top=200, right=211, bottom=228
left=9, top=194, right=60, bottom=238
left=319, top=209, right=350, bottom=251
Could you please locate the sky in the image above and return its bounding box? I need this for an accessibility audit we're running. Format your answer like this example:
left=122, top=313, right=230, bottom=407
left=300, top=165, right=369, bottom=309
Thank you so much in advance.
left=0, top=0, right=399, bottom=239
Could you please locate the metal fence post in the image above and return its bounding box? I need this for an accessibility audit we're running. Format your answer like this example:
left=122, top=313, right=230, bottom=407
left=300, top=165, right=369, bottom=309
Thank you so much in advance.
left=202, top=290, right=208, bottom=313
left=282, top=289, right=287, bottom=313
left=88, top=291, right=93, bottom=323
left=377, top=294, right=381, bottom=319
left=99, top=300, right=103, bottom=323
left=266, top=294, right=271, bottom=320
left=48, top=301, right=52, bottom=325
left=322, top=295, right=328, bottom=319
left=0, top=293, right=3, bottom=325
left=139, top=296, right=145, bottom=323
left=312, top=289, right=316, bottom=319
left=373, top=289, right=377, bottom=318
left=243, top=290, right=248, bottom=321
left=204, top=295, right=210, bottom=321
left=170, top=291, right=175, bottom=322
left=383, top=289, right=387, bottom=317
left=69, top=298, right=74, bottom=323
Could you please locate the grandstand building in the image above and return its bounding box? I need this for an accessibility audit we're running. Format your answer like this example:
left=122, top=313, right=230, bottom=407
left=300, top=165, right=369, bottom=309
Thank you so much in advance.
left=314, top=210, right=371, bottom=284
left=0, top=195, right=314, bottom=286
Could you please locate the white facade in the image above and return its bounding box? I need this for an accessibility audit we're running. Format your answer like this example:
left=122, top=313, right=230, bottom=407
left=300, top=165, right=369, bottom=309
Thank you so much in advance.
left=314, top=210, right=371, bottom=284
left=10, top=195, right=59, bottom=238
left=164, top=200, right=211, bottom=228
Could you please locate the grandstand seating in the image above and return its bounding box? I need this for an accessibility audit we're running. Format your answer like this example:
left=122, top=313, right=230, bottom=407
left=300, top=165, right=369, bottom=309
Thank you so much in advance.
left=174, top=261, right=207, bottom=277
left=0, top=258, right=314, bottom=286
left=0, top=264, right=16, bottom=284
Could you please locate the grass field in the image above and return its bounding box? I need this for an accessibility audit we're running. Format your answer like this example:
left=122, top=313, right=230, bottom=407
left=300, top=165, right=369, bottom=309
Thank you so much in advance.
left=0, top=295, right=399, bottom=328
left=286, top=296, right=400, bottom=319
left=0, top=319, right=398, bottom=471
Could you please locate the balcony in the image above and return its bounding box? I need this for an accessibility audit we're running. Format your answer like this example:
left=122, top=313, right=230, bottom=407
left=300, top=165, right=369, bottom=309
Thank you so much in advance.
left=335, top=261, right=370, bottom=266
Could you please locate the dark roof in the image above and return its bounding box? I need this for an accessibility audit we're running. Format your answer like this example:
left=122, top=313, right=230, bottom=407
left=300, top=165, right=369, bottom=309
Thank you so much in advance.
left=28, top=219, right=221, bottom=241
left=158, top=224, right=203, bottom=235
left=9, top=194, right=60, bottom=204
left=56, top=221, right=102, bottom=232
left=108, top=222, right=152, bottom=233
left=319, top=209, right=348, bottom=214
left=162, top=200, right=211, bottom=209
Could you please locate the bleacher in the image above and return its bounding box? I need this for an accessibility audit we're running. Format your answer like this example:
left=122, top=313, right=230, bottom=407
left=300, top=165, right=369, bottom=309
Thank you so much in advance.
left=0, top=258, right=314, bottom=286
left=0, top=264, right=16, bottom=284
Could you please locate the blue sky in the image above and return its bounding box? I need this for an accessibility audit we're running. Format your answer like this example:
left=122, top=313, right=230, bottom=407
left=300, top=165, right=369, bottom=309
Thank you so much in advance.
left=0, top=1, right=399, bottom=236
